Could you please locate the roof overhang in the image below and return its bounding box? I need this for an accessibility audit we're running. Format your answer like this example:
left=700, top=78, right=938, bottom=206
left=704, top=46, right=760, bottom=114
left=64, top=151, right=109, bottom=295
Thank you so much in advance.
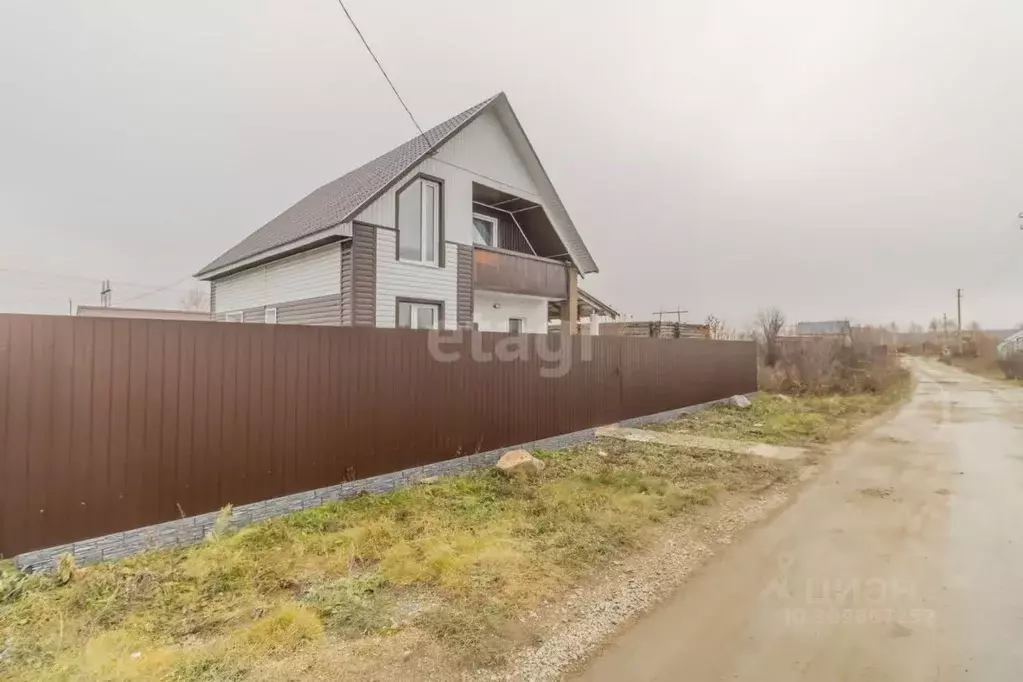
left=196, top=225, right=349, bottom=280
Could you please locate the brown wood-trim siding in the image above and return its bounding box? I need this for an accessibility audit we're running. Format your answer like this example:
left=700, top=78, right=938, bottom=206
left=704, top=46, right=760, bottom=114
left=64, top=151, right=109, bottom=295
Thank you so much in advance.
left=392, top=173, right=446, bottom=268
left=473, top=248, right=570, bottom=300
left=351, top=223, right=377, bottom=326
left=275, top=295, right=341, bottom=326
left=472, top=204, right=530, bottom=255
left=395, top=297, right=447, bottom=330
left=340, top=239, right=353, bottom=326
left=456, top=244, right=473, bottom=328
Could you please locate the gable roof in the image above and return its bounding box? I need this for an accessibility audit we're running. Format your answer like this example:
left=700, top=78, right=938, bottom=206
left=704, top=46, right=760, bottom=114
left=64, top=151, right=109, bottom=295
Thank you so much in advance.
left=196, top=93, right=597, bottom=278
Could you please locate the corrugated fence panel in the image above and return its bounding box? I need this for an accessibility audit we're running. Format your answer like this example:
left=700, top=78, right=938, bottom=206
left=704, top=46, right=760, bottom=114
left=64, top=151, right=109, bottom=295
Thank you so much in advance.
left=0, top=315, right=756, bottom=558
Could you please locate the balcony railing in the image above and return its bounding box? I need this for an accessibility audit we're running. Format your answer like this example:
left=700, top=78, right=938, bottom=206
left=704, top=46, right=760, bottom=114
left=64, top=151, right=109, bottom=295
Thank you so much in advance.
left=472, top=245, right=569, bottom=299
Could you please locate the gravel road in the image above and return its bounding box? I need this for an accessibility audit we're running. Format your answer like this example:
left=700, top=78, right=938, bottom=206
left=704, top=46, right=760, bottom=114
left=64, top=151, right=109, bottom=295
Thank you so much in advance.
left=574, top=357, right=1023, bottom=681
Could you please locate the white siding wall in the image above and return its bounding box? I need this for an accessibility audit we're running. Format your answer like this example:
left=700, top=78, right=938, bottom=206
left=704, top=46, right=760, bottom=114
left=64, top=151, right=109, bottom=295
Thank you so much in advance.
left=212, top=243, right=341, bottom=313
left=375, top=229, right=458, bottom=329
left=433, top=109, right=539, bottom=196
left=473, top=291, right=550, bottom=334
left=352, top=111, right=544, bottom=247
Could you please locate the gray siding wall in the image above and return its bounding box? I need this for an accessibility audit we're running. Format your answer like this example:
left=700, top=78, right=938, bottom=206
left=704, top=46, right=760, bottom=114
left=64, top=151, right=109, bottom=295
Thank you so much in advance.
left=352, top=223, right=377, bottom=326
left=340, top=239, right=353, bottom=326
left=276, top=295, right=341, bottom=326
left=456, top=243, right=473, bottom=328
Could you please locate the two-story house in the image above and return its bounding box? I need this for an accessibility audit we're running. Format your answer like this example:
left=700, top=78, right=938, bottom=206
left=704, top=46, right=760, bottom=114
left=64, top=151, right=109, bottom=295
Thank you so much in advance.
left=195, top=93, right=599, bottom=334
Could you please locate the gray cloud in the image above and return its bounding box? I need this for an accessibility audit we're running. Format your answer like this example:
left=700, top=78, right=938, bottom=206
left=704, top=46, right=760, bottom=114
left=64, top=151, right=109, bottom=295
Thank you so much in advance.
left=2, top=0, right=1021, bottom=329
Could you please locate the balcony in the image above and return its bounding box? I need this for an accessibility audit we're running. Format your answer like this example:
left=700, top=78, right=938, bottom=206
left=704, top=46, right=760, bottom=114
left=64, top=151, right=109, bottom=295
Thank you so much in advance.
left=472, top=245, right=569, bottom=299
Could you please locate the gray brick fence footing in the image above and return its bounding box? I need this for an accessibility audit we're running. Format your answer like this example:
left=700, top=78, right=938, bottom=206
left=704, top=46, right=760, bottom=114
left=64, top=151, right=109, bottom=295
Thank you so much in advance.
left=14, top=394, right=754, bottom=573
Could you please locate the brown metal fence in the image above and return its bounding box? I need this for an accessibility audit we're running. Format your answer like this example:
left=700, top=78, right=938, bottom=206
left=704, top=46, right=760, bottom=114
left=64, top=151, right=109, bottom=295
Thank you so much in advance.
left=0, top=314, right=756, bottom=557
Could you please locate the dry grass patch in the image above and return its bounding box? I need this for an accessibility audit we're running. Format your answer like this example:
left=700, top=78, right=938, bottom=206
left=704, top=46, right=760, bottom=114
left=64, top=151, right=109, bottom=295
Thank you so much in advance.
left=943, top=355, right=1023, bottom=385
left=1, top=439, right=793, bottom=680
left=649, top=378, right=911, bottom=447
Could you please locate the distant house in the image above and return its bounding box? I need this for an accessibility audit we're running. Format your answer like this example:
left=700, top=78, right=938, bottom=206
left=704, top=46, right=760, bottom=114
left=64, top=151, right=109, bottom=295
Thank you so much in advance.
left=998, top=329, right=1023, bottom=357
left=194, top=93, right=598, bottom=335
left=76, top=306, right=209, bottom=322
left=794, top=320, right=852, bottom=337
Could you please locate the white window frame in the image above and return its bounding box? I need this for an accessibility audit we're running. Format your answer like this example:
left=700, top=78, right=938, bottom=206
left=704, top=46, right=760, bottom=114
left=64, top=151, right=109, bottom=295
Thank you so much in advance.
left=265, top=307, right=278, bottom=324
left=508, top=317, right=526, bottom=335
left=397, top=301, right=441, bottom=330
left=472, top=213, right=499, bottom=248
left=398, top=178, right=442, bottom=266
left=224, top=311, right=243, bottom=323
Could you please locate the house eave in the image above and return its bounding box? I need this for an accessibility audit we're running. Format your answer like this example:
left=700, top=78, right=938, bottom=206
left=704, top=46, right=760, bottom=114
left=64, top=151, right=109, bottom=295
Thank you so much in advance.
left=195, top=225, right=349, bottom=280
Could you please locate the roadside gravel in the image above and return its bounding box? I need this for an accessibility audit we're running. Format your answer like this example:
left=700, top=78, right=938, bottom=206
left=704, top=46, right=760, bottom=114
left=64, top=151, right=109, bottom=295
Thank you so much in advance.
left=472, top=489, right=793, bottom=682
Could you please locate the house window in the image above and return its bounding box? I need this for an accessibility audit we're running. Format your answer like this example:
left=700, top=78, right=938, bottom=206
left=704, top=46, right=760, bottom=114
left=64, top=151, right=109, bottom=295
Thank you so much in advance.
left=397, top=178, right=441, bottom=264
left=397, top=301, right=440, bottom=330
left=472, top=213, right=498, bottom=247
left=265, top=307, right=277, bottom=324
left=508, top=317, right=525, bottom=335
left=224, top=311, right=243, bottom=323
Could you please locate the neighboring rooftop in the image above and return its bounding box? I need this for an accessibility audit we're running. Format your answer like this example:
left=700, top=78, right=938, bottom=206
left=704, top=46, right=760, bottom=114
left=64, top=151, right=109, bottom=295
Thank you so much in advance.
left=76, top=306, right=210, bottom=321
left=794, top=320, right=852, bottom=336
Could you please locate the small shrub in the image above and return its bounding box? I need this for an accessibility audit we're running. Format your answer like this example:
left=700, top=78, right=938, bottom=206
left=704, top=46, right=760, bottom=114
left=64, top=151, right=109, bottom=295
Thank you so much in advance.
left=56, top=553, right=76, bottom=586
left=236, top=604, right=323, bottom=655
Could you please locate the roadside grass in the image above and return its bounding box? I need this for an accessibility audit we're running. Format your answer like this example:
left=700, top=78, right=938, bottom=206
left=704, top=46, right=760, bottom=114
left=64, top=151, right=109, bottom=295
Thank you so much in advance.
left=942, top=355, right=1023, bottom=386
left=0, top=439, right=793, bottom=681
left=648, top=377, right=912, bottom=446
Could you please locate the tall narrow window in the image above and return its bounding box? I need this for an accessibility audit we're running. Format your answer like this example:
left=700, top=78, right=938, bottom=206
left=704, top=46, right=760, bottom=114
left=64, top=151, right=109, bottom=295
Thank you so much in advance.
left=472, top=213, right=498, bottom=247
left=397, top=178, right=441, bottom=265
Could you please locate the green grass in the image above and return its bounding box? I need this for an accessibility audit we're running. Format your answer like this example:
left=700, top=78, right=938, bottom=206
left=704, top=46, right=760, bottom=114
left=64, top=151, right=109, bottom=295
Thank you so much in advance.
left=0, top=439, right=793, bottom=681
left=649, top=379, right=912, bottom=446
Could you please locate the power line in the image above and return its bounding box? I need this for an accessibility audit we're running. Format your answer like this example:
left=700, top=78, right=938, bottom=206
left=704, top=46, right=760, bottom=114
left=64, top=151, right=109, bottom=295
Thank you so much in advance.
left=0, top=265, right=187, bottom=292
left=333, top=0, right=425, bottom=138
left=113, top=276, right=195, bottom=307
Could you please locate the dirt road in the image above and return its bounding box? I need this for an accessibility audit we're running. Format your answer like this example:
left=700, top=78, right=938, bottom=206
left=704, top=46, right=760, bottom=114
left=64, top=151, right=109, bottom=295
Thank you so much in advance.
left=576, top=358, right=1023, bottom=681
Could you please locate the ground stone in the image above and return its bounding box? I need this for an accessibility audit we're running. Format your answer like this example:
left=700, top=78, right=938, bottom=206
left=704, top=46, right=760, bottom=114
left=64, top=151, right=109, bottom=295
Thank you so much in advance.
left=728, top=395, right=752, bottom=408
left=495, top=449, right=545, bottom=477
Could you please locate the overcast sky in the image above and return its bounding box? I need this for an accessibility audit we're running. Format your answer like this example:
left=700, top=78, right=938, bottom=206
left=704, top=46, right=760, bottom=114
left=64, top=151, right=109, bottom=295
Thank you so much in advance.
left=2, top=0, right=1022, bottom=329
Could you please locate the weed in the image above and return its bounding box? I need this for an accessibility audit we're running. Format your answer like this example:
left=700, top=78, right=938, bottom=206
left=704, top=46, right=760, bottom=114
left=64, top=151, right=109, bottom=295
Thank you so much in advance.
left=234, top=604, right=323, bottom=655
left=0, top=413, right=799, bottom=679
left=416, top=600, right=520, bottom=668
left=650, top=383, right=910, bottom=446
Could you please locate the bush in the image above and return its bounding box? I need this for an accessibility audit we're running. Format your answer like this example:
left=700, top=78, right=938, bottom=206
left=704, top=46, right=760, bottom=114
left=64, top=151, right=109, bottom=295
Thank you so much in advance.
left=760, top=337, right=908, bottom=395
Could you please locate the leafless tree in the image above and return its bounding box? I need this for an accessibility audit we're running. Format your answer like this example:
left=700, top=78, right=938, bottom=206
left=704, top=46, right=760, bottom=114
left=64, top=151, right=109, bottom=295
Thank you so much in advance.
left=908, top=322, right=923, bottom=334
left=705, top=314, right=725, bottom=340
left=928, top=318, right=939, bottom=334
left=889, top=322, right=899, bottom=333
left=756, top=307, right=785, bottom=367
left=180, top=285, right=210, bottom=312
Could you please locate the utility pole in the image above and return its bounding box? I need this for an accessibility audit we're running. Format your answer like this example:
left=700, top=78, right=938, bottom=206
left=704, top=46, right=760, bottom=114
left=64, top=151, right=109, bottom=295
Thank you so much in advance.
left=100, top=279, right=111, bottom=307
left=942, top=313, right=948, bottom=341
left=956, top=288, right=963, bottom=354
